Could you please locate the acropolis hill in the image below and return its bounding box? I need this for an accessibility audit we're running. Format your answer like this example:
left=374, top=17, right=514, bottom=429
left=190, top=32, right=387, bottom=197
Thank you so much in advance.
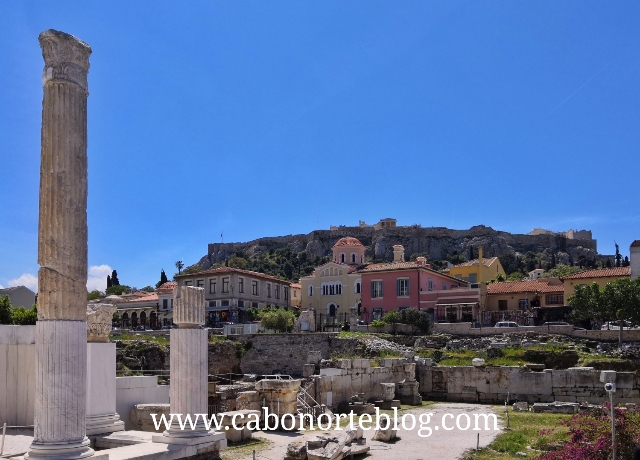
left=195, top=220, right=601, bottom=270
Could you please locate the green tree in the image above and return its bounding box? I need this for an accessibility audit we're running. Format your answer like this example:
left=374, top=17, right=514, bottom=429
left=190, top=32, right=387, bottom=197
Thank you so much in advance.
left=0, top=295, right=12, bottom=324
left=400, top=308, right=431, bottom=334
left=506, top=271, right=526, bottom=281
left=105, top=285, right=131, bottom=296
left=258, top=308, right=295, bottom=333
left=569, top=277, right=640, bottom=348
left=540, top=264, right=583, bottom=279
left=111, top=270, right=120, bottom=286
left=87, top=290, right=103, bottom=300
left=156, top=269, right=169, bottom=288
left=140, top=286, right=155, bottom=292
left=228, top=257, right=248, bottom=269
left=175, top=260, right=184, bottom=275
left=382, top=311, right=401, bottom=324
left=11, top=306, right=38, bottom=325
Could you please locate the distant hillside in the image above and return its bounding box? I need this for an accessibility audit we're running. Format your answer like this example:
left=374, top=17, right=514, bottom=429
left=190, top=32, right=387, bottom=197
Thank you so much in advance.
left=186, top=224, right=608, bottom=281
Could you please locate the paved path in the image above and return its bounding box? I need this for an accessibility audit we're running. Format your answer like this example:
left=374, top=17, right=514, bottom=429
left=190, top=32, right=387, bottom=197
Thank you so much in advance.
left=0, top=428, right=33, bottom=458
left=226, top=403, right=501, bottom=460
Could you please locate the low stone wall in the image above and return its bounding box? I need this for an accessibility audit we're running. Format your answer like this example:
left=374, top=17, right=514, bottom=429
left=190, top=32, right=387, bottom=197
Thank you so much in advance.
left=350, top=324, right=417, bottom=335
left=0, top=325, right=35, bottom=426
left=311, top=358, right=416, bottom=407
left=432, top=322, right=640, bottom=341
left=237, top=333, right=362, bottom=376
left=417, top=364, right=640, bottom=404
left=116, top=376, right=170, bottom=430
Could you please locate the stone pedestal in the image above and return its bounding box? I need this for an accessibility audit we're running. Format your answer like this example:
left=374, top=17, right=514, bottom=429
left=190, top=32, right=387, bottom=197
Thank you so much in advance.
left=86, top=343, right=124, bottom=435
left=397, top=380, right=422, bottom=406
left=153, top=286, right=225, bottom=447
left=27, top=321, right=94, bottom=460
left=374, top=383, right=401, bottom=410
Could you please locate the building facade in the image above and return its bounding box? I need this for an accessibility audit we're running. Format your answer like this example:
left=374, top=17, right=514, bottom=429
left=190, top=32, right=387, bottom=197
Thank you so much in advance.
left=631, top=240, right=640, bottom=280
left=300, top=237, right=365, bottom=321
left=445, top=247, right=505, bottom=283
left=561, top=267, right=631, bottom=297
left=175, top=267, right=291, bottom=325
left=358, top=246, right=479, bottom=323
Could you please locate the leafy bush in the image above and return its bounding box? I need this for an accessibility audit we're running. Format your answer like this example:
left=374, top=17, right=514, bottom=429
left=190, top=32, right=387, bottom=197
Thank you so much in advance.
left=400, top=308, right=432, bottom=333
left=258, top=308, right=296, bottom=333
left=536, top=405, right=640, bottom=460
left=105, top=285, right=131, bottom=296
left=11, top=306, right=38, bottom=325
left=0, top=296, right=12, bottom=324
left=382, top=311, right=401, bottom=324
left=87, top=290, right=103, bottom=300
left=370, top=320, right=386, bottom=328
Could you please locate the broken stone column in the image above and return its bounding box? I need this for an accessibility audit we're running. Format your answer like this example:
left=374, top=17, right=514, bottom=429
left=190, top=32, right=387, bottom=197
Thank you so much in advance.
left=86, top=304, right=124, bottom=435
left=153, top=286, right=226, bottom=446
left=27, top=29, right=95, bottom=460
left=374, top=383, right=400, bottom=410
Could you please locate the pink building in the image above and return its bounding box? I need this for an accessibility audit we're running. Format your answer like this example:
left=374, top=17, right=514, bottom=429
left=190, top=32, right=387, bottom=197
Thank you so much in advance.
left=359, top=246, right=482, bottom=323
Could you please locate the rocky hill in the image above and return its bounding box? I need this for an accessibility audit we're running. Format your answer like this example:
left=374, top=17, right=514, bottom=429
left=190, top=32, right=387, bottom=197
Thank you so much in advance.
left=191, top=224, right=605, bottom=278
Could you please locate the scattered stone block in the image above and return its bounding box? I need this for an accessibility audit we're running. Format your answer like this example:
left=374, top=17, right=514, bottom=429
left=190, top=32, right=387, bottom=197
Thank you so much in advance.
left=303, top=363, right=316, bottom=377
left=512, top=401, right=529, bottom=412
left=372, top=426, right=397, bottom=442
left=532, top=402, right=579, bottom=414
left=130, top=403, right=170, bottom=432
left=472, top=358, right=485, bottom=367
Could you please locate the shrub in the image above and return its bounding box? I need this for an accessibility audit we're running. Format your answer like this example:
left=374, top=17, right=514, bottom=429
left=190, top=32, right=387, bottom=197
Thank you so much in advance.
left=400, top=308, right=432, bottom=334
left=382, top=311, right=400, bottom=324
left=258, top=308, right=296, bottom=333
left=370, top=320, right=386, bottom=328
left=536, top=405, right=640, bottom=460
left=11, top=306, right=38, bottom=325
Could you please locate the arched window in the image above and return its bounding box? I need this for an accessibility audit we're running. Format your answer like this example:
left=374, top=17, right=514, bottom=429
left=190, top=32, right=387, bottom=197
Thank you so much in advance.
left=355, top=281, right=361, bottom=294
left=351, top=254, right=356, bottom=263
left=140, top=311, right=147, bottom=327
left=340, top=254, right=345, bottom=263
left=328, top=303, right=337, bottom=317
left=308, top=285, right=314, bottom=296
left=131, top=312, right=138, bottom=328
left=337, top=284, right=342, bottom=295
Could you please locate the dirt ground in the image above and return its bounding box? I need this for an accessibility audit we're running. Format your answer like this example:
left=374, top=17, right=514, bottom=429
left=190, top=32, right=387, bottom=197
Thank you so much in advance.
left=223, top=403, right=501, bottom=460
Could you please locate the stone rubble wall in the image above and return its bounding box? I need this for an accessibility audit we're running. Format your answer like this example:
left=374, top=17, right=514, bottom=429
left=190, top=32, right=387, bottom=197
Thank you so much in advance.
left=417, top=364, right=640, bottom=404
left=432, top=323, right=640, bottom=341
left=312, top=358, right=415, bottom=407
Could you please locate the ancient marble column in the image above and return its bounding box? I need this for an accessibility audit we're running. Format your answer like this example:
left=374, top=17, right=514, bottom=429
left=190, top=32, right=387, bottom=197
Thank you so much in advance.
left=154, top=286, right=225, bottom=445
left=85, top=304, right=124, bottom=435
left=27, top=30, right=94, bottom=460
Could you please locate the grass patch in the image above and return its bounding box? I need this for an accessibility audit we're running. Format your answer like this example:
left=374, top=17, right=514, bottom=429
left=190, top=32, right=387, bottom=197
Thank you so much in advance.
left=220, top=437, right=270, bottom=460
left=463, top=409, right=571, bottom=459
left=337, top=331, right=368, bottom=338
left=110, top=333, right=169, bottom=346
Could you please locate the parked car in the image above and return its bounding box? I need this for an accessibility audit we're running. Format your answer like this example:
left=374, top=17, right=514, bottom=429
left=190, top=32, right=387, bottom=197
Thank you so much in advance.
left=495, top=321, right=519, bottom=328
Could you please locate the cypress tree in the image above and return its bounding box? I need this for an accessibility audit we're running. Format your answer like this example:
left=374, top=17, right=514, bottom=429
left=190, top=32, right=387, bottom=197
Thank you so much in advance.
left=106, top=275, right=112, bottom=288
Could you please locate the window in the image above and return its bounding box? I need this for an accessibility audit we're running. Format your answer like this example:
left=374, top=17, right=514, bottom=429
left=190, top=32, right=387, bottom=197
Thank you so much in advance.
left=238, top=300, right=244, bottom=308
left=428, top=278, right=434, bottom=291
left=442, top=283, right=447, bottom=291
left=209, top=300, right=217, bottom=308
left=308, top=285, right=313, bottom=296
left=355, top=281, right=361, bottom=294
left=267, top=283, right=272, bottom=298
left=340, top=254, right=345, bottom=263
left=184, top=280, right=193, bottom=286
left=209, top=279, right=216, bottom=294
left=545, top=295, right=564, bottom=305
left=252, top=280, right=259, bottom=296
left=196, top=279, right=204, bottom=288
left=284, top=287, right=288, bottom=301
left=239, top=278, right=244, bottom=294
left=498, top=300, right=508, bottom=310
left=252, top=301, right=258, bottom=309
left=397, top=278, right=409, bottom=297
left=469, top=273, right=477, bottom=283
left=162, top=299, right=168, bottom=310
left=275, top=285, right=280, bottom=299
left=293, top=290, right=297, bottom=298
left=221, top=300, right=229, bottom=307
left=222, top=277, right=229, bottom=293
left=351, top=254, right=356, bottom=263
left=371, top=280, right=383, bottom=298
left=171, top=299, right=173, bottom=309
left=372, top=307, right=383, bottom=321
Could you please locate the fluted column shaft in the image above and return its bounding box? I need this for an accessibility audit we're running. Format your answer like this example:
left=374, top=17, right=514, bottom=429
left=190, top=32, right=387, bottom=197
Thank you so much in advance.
left=28, top=29, right=93, bottom=460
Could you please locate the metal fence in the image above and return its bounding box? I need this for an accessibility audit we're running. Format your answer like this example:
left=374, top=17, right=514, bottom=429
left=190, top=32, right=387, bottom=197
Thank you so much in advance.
left=314, top=313, right=349, bottom=332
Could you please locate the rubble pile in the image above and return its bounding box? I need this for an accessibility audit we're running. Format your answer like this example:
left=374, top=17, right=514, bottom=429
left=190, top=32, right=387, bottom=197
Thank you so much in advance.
left=285, top=425, right=369, bottom=460
left=358, top=335, right=412, bottom=355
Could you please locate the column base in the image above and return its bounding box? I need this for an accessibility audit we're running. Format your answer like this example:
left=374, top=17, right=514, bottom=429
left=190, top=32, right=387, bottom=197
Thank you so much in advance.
left=25, top=437, right=96, bottom=460
left=152, top=430, right=227, bottom=446
left=86, top=414, right=125, bottom=436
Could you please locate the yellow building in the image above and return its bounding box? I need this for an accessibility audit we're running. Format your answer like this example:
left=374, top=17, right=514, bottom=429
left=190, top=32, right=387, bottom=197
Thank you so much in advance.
left=290, top=283, right=302, bottom=308
left=486, top=279, right=564, bottom=311
left=561, top=267, right=631, bottom=297
left=300, top=237, right=365, bottom=320
left=446, top=247, right=505, bottom=283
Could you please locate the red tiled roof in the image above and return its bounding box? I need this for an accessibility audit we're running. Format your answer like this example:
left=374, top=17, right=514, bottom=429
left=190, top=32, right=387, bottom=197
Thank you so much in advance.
left=333, top=237, right=364, bottom=247
left=156, top=281, right=177, bottom=294
left=451, top=257, right=499, bottom=268
left=175, top=267, right=290, bottom=284
left=290, top=283, right=301, bottom=289
left=631, top=240, right=640, bottom=248
left=560, top=267, right=631, bottom=280
left=487, top=280, right=564, bottom=295
left=123, top=293, right=158, bottom=303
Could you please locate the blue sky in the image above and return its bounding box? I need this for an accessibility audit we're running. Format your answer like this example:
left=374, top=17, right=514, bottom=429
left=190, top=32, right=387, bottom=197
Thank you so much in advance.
left=1, top=1, right=638, bottom=291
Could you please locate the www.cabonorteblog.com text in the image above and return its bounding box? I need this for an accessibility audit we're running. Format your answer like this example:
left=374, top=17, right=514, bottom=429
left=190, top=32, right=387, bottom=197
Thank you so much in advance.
left=151, top=408, right=498, bottom=438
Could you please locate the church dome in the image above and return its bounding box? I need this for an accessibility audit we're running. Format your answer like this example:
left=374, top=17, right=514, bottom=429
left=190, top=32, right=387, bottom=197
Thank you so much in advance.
left=333, top=237, right=364, bottom=248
